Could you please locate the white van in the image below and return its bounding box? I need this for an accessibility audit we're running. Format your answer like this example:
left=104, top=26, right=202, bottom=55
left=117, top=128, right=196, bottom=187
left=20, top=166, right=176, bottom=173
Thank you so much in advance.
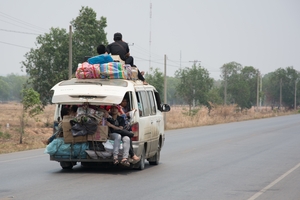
left=49, top=77, right=170, bottom=170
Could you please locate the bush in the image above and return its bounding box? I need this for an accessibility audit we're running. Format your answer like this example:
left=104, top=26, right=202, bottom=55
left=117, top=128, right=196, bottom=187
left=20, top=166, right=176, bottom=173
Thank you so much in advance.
left=0, top=131, right=11, bottom=139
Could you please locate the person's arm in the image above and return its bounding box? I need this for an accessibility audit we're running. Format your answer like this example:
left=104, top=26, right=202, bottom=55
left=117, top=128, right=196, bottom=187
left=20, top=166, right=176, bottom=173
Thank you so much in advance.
left=106, top=121, right=123, bottom=130
left=125, top=43, right=130, bottom=56
left=118, top=116, right=125, bottom=128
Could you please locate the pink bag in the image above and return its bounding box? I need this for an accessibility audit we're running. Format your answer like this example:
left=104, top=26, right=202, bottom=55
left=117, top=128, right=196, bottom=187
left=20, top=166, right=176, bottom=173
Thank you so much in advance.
left=76, top=62, right=100, bottom=79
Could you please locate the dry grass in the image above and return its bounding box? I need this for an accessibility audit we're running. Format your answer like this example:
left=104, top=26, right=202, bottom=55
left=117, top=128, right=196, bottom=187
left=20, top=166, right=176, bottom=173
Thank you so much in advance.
left=0, top=102, right=55, bottom=154
left=165, top=104, right=298, bottom=129
left=0, top=102, right=297, bottom=154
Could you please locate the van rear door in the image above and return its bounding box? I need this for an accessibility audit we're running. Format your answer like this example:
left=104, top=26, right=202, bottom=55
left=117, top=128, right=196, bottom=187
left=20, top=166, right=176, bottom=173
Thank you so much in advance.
left=51, top=78, right=128, bottom=105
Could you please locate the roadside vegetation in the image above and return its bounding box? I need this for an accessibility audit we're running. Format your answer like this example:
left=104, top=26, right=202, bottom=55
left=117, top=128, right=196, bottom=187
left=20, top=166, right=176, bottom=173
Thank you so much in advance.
left=0, top=102, right=298, bottom=154
left=0, top=6, right=299, bottom=154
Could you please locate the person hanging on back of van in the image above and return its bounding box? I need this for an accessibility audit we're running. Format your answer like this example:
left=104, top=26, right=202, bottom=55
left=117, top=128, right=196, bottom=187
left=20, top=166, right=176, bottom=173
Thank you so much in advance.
left=119, top=98, right=140, bottom=163
left=87, top=44, right=114, bottom=65
left=105, top=105, right=132, bottom=167
left=42, top=106, right=70, bottom=145
left=106, top=32, right=148, bottom=85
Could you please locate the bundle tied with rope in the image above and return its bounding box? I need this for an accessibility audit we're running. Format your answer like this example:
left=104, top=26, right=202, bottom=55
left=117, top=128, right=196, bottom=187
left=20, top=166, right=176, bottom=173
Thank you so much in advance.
left=70, top=114, right=100, bottom=137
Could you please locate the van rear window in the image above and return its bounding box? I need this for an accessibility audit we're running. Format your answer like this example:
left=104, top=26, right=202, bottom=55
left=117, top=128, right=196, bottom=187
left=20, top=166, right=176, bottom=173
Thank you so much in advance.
left=58, top=79, right=128, bottom=87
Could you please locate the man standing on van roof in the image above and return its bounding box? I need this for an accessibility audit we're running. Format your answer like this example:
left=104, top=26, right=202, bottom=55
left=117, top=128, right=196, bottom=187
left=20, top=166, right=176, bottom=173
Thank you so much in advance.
left=107, top=32, right=148, bottom=85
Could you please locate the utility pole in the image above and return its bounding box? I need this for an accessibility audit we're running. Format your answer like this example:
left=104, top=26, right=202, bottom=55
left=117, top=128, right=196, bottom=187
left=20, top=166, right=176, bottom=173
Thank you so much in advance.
left=256, top=70, right=260, bottom=111
left=164, top=54, right=167, bottom=128
left=224, top=68, right=227, bottom=105
left=295, top=80, right=297, bottom=110
left=280, top=78, right=282, bottom=110
left=189, top=60, right=201, bottom=67
left=189, top=60, right=201, bottom=108
left=68, top=25, right=72, bottom=80
left=260, top=74, right=262, bottom=107
left=149, top=2, right=152, bottom=72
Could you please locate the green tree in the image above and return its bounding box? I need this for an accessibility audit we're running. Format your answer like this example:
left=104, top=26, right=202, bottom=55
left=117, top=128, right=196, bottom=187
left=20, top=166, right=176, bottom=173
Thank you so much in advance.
left=71, top=6, right=108, bottom=64
left=166, top=76, right=181, bottom=105
left=0, top=77, right=10, bottom=101
left=22, top=6, right=108, bottom=105
left=20, top=88, right=43, bottom=144
left=241, top=66, right=259, bottom=107
left=266, top=67, right=300, bottom=108
left=262, top=72, right=275, bottom=106
left=22, top=27, right=69, bottom=105
left=207, top=87, right=223, bottom=105
left=220, top=62, right=258, bottom=110
left=220, top=62, right=243, bottom=105
left=175, top=64, right=213, bottom=114
left=145, top=68, right=164, bottom=100
left=3, top=74, right=28, bottom=101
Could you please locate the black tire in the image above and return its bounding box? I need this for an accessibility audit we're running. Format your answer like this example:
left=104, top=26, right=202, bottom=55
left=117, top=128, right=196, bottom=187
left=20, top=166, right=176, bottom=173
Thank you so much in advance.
left=133, top=147, right=145, bottom=170
left=149, top=141, right=161, bottom=165
left=60, top=161, right=73, bottom=170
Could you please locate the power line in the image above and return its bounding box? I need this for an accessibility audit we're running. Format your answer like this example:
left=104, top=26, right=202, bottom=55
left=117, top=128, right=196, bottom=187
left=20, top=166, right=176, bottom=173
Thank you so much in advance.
left=0, top=11, right=47, bottom=32
left=0, top=19, right=44, bottom=34
left=0, top=28, right=40, bottom=35
left=0, top=41, right=31, bottom=49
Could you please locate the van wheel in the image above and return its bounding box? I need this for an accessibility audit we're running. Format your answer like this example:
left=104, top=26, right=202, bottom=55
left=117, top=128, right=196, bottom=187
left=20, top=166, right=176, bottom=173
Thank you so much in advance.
left=149, top=142, right=161, bottom=165
left=60, top=161, right=73, bottom=170
left=133, top=147, right=145, bottom=170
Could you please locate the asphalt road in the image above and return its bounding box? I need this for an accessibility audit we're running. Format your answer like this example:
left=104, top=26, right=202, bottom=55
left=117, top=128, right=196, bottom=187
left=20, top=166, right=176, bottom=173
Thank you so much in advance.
left=0, top=114, right=300, bottom=200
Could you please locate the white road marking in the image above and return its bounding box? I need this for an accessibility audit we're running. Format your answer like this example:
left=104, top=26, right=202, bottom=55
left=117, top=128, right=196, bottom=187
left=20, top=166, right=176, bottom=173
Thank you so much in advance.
left=248, top=162, right=300, bottom=200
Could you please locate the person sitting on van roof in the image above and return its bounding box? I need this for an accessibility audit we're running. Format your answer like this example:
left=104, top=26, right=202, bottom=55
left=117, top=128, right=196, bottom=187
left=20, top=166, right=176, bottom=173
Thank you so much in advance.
left=107, top=32, right=148, bottom=85
left=87, top=44, right=114, bottom=65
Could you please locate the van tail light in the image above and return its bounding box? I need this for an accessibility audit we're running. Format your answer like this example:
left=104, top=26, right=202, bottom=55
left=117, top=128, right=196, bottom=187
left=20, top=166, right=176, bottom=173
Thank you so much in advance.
left=131, top=122, right=139, bottom=141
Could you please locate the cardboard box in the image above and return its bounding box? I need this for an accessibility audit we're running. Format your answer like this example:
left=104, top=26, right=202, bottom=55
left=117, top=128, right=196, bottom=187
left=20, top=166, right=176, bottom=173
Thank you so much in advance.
left=62, top=116, right=87, bottom=144
left=88, top=126, right=108, bottom=142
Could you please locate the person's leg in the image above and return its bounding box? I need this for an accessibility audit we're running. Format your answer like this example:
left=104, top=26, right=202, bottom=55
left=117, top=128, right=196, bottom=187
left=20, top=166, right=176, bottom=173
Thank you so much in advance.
left=129, top=138, right=134, bottom=157
left=47, top=134, right=57, bottom=144
left=129, top=138, right=140, bottom=161
left=131, top=65, right=147, bottom=84
left=125, top=56, right=147, bottom=84
left=120, top=136, right=131, bottom=167
left=110, top=133, right=121, bottom=162
left=137, top=70, right=145, bottom=82
left=122, top=136, right=130, bottom=159
left=125, top=56, right=134, bottom=66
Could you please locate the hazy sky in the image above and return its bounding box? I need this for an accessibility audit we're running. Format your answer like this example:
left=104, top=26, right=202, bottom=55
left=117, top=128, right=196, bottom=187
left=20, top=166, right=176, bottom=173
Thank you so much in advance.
left=0, top=0, right=299, bottom=80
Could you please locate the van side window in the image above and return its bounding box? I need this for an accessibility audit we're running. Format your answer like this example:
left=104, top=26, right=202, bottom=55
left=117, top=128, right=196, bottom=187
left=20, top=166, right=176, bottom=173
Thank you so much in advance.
left=154, top=91, right=163, bottom=111
left=136, top=92, right=143, bottom=116
left=136, top=91, right=150, bottom=117
left=123, top=91, right=133, bottom=111
left=147, top=91, right=156, bottom=115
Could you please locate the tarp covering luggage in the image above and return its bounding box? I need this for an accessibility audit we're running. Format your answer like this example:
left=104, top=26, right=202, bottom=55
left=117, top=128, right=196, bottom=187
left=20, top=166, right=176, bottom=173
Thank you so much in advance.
left=44, top=138, right=88, bottom=159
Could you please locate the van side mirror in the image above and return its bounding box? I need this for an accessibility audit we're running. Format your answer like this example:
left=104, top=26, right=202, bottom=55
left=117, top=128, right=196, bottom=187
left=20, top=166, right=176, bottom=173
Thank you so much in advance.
left=161, top=104, right=171, bottom=112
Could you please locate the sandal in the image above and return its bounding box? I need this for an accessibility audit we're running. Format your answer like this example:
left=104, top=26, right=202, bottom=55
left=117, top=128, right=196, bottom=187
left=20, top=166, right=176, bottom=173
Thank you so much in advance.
left=120, top=159, right=130, bottom=167
left=113, top=158, right=119, bottom=165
